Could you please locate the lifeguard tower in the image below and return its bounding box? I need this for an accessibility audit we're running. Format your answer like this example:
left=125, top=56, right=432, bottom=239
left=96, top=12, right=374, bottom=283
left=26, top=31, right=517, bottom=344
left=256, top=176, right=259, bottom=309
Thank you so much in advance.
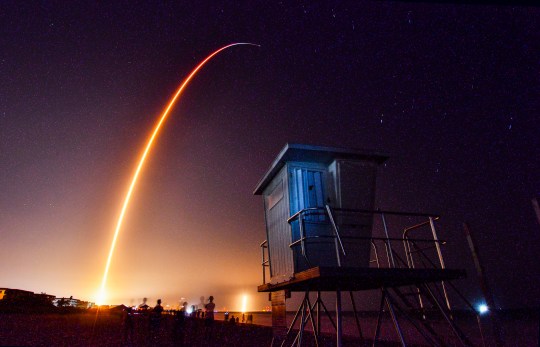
left=255, top=144, right=470, bottom=346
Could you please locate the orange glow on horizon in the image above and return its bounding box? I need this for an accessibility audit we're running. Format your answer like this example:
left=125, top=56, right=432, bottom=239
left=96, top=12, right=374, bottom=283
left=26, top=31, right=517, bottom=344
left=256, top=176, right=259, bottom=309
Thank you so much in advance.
left=241, top=294, right=248, bottom=313
left=97, top=43, right=259, bottom=305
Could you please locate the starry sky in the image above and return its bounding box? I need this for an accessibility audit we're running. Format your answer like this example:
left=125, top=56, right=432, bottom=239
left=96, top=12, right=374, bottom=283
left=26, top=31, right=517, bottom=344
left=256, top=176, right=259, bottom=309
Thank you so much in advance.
left=0, top=2, right=538, bottom=310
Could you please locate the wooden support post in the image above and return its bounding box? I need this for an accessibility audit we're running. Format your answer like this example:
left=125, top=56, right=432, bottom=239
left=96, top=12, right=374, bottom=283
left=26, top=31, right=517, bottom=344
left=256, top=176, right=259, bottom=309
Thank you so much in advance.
left=336, top=290, right=343, bottom=347
left=532, top=198, right=540, bottom=227
left=532, top=198, right=540, bottom=346
left=317, top=291, right=321, bottom=335
left=270, top=290, right=287, bottom=346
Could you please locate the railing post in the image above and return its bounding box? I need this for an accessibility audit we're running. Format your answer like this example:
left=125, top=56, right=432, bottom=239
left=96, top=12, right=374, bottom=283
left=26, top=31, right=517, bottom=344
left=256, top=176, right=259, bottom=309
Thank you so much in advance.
left=428, top=217, right=452, bottom=312
left=381, top=213, right=396, bottom=268
left=404, top=237, right=425, bottom=316
left=298, top=212, right=312, bottom=268
left=325, top=205, right=345, bottom=267
left=261, top=243, right=266, bottom=285
left=299, top=212, right=306, bottom=257
left=260, top=240, right=268, bottom=285
left=402, top=234, right=412, bottom=268
left=371, top=241, right=380, bottom=268
left=336, top=290, right=343, bottom=347
left=261, top=240, right=268, bottom=284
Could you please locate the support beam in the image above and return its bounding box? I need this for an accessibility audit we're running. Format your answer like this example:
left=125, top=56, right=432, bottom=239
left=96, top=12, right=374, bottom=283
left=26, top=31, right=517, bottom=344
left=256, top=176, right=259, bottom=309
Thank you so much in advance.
left=421, top=284, right=471, bottom=346
left=384, top=288, right=407, bottom=346
left=349, top=291, right=364, bottom=341
left=373, top=290, right=386, bottom=347
left=306, top=295, right=320, bottom=347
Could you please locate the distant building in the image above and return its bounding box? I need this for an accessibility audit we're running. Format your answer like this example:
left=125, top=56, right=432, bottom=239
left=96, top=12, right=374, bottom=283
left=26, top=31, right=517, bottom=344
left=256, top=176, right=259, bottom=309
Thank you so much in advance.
left=78, top=300, right=94, bottom=309
left=0, top=288, right=56, bottom=309
left=0, top=288, right=93, bottom=309
left=53, top=296, right=94, bottom=308
left=37, top=292, right=56, bottom=303
left=0, top=288, right=37, bottom=301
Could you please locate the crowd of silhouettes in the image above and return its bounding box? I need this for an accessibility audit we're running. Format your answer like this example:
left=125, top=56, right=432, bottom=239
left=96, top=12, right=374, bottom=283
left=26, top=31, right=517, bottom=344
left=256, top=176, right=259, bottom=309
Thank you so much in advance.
left=121, top=295, right=252, bottom=346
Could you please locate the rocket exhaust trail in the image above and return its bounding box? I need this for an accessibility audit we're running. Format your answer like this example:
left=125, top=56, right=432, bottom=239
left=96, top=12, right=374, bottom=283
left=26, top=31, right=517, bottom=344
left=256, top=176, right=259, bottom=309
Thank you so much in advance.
left=97, top=43, right=259, bottom=304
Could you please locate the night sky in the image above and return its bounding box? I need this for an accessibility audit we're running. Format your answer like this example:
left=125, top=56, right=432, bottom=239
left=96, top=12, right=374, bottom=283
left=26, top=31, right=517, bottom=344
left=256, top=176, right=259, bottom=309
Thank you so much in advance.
left=1, top=2, right=538, bottom=310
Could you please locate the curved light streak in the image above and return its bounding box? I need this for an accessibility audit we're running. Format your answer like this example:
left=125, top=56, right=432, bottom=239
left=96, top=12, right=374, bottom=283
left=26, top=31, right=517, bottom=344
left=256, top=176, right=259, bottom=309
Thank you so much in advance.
left=97, top=43, right=259, bottom=304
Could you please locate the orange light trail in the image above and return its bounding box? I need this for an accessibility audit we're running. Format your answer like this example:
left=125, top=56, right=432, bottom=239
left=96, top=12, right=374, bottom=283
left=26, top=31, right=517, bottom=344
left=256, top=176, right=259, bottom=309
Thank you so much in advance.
left=97, top=43, right=259, bottom=304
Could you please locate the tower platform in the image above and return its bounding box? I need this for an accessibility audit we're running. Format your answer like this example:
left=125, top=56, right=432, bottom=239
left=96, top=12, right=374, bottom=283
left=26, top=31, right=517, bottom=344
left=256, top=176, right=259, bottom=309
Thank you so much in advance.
left=258, top=266, right=466, bottom=292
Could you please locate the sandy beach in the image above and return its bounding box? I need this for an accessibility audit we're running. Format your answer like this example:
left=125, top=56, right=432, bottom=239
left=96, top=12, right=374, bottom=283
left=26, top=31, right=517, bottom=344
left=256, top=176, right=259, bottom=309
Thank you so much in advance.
left=0, top=309, right=537, bottom=346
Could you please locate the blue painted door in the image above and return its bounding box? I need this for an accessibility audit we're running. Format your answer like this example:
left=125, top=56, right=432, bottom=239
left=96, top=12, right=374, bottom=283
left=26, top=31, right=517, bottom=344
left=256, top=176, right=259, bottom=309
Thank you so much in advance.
left=289, top=167, right=335, bottom=271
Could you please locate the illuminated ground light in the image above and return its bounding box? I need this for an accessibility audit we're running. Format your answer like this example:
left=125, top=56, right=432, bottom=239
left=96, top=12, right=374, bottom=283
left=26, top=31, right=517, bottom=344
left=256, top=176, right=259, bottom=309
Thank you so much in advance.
left=478, top=304, right=489, bottom=314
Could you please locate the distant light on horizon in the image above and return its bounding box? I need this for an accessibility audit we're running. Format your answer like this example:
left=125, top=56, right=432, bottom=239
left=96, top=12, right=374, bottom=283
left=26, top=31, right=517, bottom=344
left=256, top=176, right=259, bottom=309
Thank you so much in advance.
left=241, top=294, right=248, bottom=313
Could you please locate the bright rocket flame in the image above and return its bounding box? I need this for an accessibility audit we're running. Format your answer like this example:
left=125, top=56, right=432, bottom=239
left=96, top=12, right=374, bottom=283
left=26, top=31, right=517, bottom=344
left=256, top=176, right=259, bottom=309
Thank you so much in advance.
left=97, top=43, right=259, bottom=305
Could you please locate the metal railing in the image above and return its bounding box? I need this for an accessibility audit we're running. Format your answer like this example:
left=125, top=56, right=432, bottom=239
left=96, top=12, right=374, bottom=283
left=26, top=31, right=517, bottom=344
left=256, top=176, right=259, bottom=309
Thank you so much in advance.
left=259, top=205, right=452, bottom=307
left=285, top=206, right=445, bottom=269
left=260, top=240, right=270, bottom=284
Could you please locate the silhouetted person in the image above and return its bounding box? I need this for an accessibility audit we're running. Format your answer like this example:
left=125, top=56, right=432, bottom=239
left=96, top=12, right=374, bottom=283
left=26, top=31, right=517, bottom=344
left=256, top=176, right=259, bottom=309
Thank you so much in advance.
left=224, top=311, right=229, bottom=322
left=229, top=315, right=236, bottom=325
left=122, top=306, right=134, bottom=345
left=153, top=299, right=164, bottom=316
left=204, top=295, right=216, bottom=341
left=199, top=296, right=205, bottom=310
left=204, top=296, right=215, bottom=323
left=150, top=299, right=163, bottom=344
left=173, top=301, right=188, bottom=346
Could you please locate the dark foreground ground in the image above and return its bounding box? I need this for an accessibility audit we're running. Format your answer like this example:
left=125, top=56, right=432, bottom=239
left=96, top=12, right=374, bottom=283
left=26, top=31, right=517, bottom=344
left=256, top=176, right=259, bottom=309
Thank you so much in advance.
left=0, top=311, right=367, bottom=347
left=0, top=310, right=538, bottom=346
